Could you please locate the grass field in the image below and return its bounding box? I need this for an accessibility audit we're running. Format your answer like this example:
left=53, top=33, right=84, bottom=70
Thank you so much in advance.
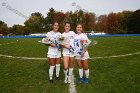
left=0, top=36, right=140, bottom=93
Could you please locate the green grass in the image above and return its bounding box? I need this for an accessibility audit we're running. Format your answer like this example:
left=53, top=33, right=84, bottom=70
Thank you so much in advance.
left=0, top=37, right=140, bottom=93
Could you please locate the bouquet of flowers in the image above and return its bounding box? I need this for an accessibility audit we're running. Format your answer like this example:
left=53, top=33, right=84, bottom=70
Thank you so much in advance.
left=69, top=45, right=75, bottom=54
left=41, top=36, right=53, bottom=44
left=81, top=39, right=91, bottom=50
left=57, top=35, right=64, bottom=45
left=58, top=35, right=75, bottom=54
left=78, top=39, right=91, bottom=55
left=40, top=36, right=61, bottom=50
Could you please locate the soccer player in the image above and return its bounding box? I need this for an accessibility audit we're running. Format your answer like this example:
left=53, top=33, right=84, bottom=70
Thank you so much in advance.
left=74, top=24, right=90, bottom=84
left=45, top=22, right=61, bottom=83
left=61, top=22, right=75, bottom=83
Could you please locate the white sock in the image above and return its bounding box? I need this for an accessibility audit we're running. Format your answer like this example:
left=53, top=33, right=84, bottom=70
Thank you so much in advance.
left=49, top=66, right=55, bottom=80
left=64, top=69, right=68, bottom=79
left=64, top=69, right=68, bottom=83
left=56, top=64, right=60, bottom=77
left=69, top=68, right=73, bottom=76
left=79, top=68, right=83, bottom=78
left=85, top=69, right=89, bottom=78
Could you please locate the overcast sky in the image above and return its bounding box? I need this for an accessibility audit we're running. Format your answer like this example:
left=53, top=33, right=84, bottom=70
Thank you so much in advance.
left=0, top=0, right=140, bottom=27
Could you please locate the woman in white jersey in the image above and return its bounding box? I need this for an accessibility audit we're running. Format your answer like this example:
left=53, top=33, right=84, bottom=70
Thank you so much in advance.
left=74, top=24, right=90, bottom=84
left=62, top=22, right=75, bottom=83
left=45, top=22, right=61, bottom=83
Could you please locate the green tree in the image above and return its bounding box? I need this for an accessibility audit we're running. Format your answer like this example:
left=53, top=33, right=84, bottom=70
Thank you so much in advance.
left=44, top=8, right=56, bottom=31
left=0, top=20, right=9, bottom=35
left=24, top=12, right=45, bottom=34
left=117, top=11, right=133, bottom=33
left=131, top=9, right=140, bottom=33
left=63, top=11, right=77, bottom=31
left=10, top=25, right=25, bottom=35
left=45, top=8, right=55, bottom=24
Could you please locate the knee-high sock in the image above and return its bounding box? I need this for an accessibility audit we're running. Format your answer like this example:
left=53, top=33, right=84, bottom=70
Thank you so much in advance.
left=69, top=68, right=73, bottom=76
left=79, top=68, right=83, bottom=78
left=85, top=69, right=89, bottom=78
left=64, top=69, right=68, bottom=76
left=49, top=66, right=55, bottom=80
left=56, top=64, right=60, bottom=77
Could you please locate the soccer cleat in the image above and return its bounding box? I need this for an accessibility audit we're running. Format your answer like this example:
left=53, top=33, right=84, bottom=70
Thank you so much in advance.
left=78, top=78, right=83, bottom=84
left=56, top=77, right=60, bottom=81
left=68, top=76, right=71, bottom=83
left=84, top=78, right=89, bottom=84
left=50, top=79, right=54, bottom=83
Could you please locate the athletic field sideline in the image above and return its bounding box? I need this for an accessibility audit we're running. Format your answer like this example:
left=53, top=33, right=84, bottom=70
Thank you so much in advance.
left=0, top=36, right=140, bottom=93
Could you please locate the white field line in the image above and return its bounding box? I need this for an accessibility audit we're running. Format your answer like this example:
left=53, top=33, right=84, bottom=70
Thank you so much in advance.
left=0, top=42, right=14, bottom=46
left=0, top=52, right=140, bottom=60
left=0, top=40, right=20, bottom=46
left=69, top=74, right=77, bottom=93
left=0, top=54, right=47, bottom=60
left=91, top=52, right=140, bottom=59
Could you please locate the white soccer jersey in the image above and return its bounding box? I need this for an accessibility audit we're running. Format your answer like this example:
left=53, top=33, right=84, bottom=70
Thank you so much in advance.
left=62, top=31, right=76, bottom=55
left=74, top=33, right=89, bottom=58
left=45, top=31, right=61, bottom=56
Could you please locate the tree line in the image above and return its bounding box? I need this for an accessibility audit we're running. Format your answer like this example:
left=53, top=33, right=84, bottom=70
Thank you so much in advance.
left=0, top=8, right=140, bottom=35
